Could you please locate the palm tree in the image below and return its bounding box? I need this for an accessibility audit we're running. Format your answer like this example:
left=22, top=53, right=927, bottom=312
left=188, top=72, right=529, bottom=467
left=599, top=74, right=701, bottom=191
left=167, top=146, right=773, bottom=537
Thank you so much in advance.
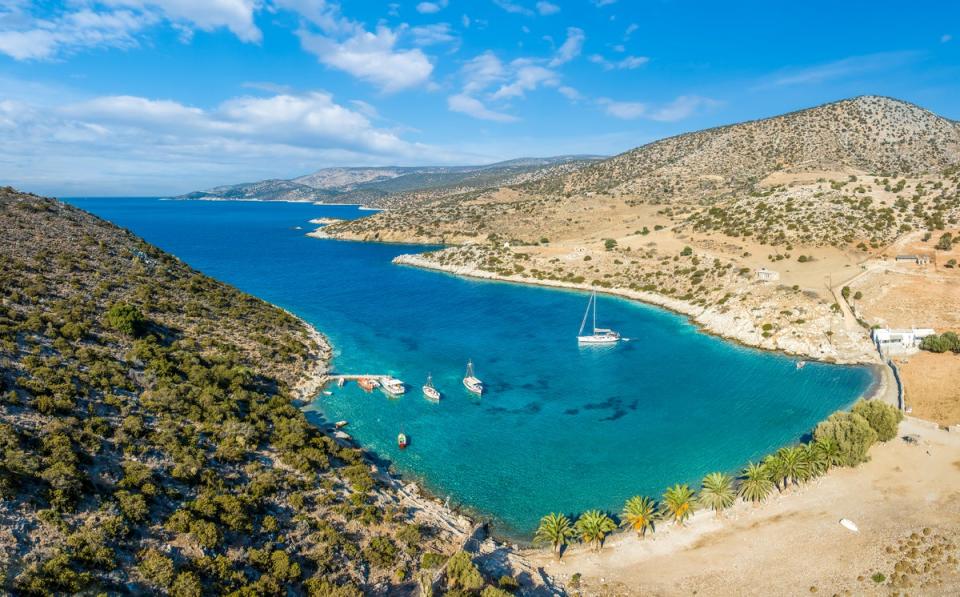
left=533, top=512, right=575, bottom=558
left=813, top=437, right=843, bottom=470
left=763, top=453, right=787, bottom=491
left=801, top=443, right=827, bottom=479
left=620, top=496, right=657, bottom=537
left=661, top=484, right=696, bottom=525
left=699, top=472, right=736, bottom=517
left=574, top=510, right=617, bottom=551
left=738, top=461, right=774, bottom=504
left=776, top=445, right=810, bottom=488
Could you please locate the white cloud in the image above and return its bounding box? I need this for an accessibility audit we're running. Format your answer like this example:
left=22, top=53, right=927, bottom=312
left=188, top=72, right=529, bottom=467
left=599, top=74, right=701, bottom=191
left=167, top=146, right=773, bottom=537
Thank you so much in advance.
left=409, top=23, right=457, bottom=46
left=589, top=53, right=648, bottom=70
left=593, top=0, right=617, bottom=6
left=448, top=93, right=518, bottom=122
left=461, top=51, right=507, bottom=94
left=491, top=61, right=558, bottom=100
left=598, top=98, right=646, bottom=119
left=493, top=1, right=533, bottom=16
left=647, top=95, right=719, bottom=122
left=558, top=85, right=581, bottom=101
left=763, top=51, right=920, bottom=88
left=624, top=23, right=638, bottom=37
left=598, top=95, right=718, bottom=121
left=461, top=14, right=471, bottom=28
left=941, top=34, right=952, bottom=43
left=416, top=1, right=448, bottom=14
left=548, top=27, right=584, bottom=66
left=0, top=0, right=262, bottom=61
left=535, top=2, right=560, bottom=15
left=298, top=25, right=433, bottom=92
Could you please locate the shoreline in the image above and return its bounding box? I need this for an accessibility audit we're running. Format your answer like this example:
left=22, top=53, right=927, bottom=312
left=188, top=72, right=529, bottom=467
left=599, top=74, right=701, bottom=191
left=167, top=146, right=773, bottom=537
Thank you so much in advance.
left=392, top=252, right=880, bottom=367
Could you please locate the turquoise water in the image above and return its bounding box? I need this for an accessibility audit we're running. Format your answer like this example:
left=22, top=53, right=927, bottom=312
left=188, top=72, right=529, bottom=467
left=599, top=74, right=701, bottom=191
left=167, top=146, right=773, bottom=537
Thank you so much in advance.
left=67, top=198, right=875, bottom=538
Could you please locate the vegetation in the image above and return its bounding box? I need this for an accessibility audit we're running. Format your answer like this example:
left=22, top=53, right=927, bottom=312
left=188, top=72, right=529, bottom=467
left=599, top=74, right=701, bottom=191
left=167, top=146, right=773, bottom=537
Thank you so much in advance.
left=698, top=472, right=736, bottom=517
left=0, top=190, right=460, bottom=594
left=533, top=512, right=576, bottom=558
left=574, top=510, right=617, bottom=552
left=661, top=484, right=696, bottom=525
left=620, top=496, right=657, bottom=537
left=920, top=331, right=960, bottom=354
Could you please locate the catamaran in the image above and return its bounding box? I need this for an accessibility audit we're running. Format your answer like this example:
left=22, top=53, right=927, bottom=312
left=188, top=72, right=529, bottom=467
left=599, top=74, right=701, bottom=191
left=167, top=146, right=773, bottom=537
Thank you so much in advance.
left=577, top=290, right=621, bottom=344
left=423, top=374, right=441, bottom=401
left=462, top=360, right=484, bottom=395
left=380, top=377, right=406, bottom=396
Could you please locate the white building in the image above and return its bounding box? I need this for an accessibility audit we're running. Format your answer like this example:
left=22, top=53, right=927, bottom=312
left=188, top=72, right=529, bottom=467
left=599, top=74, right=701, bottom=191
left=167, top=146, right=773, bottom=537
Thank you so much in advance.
left=756, top=267, right=780, bottom=282
left=871, top=328, right=936, bottom=355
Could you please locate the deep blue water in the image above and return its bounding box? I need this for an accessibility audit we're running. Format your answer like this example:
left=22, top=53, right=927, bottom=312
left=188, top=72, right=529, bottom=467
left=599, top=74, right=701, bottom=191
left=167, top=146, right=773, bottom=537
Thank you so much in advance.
left=67, top=198, right=875, bottom=538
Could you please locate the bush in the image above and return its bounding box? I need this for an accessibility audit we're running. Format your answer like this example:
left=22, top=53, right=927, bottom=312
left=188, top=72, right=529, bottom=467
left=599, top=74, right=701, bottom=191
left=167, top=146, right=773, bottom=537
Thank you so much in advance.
left=604, top=239, right=617, bottom=251
left=106, top=302, right=147, bottom=337
left=852, top=400, right=903, bottom=442
left=935, top=232, right=953, bottom=251
left=170, top=571, right=202, bottom=597
left=138, top=548, right=175, bottom=588
left=813, top=412, right=877, bottom=466
left=363, top=536, right=398, bottom=569
left=446, top=551, right=484, bottom=591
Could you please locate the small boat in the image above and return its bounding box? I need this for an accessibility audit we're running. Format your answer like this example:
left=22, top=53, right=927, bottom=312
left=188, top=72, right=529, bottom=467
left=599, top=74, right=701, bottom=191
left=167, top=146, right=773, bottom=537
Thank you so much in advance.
left=381, top=377, right=406, bottom=396
left=577, top=290, right=621, bottom=344
left=839, top=518, right=859, bottom=533
left=337, top=378, right=345, bottom=388
left=423, top=374, right=441, bottom=401
left=357, top=378, right=379, bottom=391
left=397, top=432, right=409, bottom=449
left=463, top=360, right=484, bottom=395
left=335, top=420, right=349, bottom=429
left=796, top=360, right=807, bottom=370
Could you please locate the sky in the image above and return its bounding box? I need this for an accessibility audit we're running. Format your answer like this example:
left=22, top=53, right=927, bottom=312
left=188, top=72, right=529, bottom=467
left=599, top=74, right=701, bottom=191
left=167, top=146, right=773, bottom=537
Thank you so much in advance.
left=1, top=1, right=958, bottom=196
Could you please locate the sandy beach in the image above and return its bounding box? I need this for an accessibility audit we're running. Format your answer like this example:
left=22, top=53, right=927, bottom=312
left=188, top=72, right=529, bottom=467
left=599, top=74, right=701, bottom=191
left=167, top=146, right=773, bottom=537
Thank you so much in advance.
left=529, top=417, right=960, bottom=596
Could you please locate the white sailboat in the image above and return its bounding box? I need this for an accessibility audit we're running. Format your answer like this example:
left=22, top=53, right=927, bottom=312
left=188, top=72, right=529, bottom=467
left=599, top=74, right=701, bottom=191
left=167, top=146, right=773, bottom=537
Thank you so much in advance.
left=577, top=290, right=621, bottom=344
left=423, top=373, right=441, bottom=401
left=462, top=360, right=484, bottom=395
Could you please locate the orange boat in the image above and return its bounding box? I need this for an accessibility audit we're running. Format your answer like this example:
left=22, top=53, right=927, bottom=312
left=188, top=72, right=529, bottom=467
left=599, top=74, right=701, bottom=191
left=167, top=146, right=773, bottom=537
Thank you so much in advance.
left=357, top=378, right=378, bottom=391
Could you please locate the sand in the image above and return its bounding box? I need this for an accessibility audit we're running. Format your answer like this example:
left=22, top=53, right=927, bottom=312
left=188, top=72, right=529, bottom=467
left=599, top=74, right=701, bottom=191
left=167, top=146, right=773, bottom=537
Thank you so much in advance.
left=897, top=352, right=960, bottom=426
left=529, top=418, right=960, bottom=596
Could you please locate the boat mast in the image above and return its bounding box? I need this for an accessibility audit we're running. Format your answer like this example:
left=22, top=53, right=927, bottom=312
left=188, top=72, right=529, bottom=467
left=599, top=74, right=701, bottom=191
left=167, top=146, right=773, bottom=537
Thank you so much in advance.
left=578, top=292, right=592, bottom=336
left=592, top=290, right=597, bottom=334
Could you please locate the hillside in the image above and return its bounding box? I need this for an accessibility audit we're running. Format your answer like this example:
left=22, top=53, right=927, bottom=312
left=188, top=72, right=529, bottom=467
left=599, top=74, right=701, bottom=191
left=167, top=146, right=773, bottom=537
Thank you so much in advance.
left=0, top=188, right=489, bottom=595
left=321, top=96, right=960, bottom=366
left=177, top=156, right=601, bottom=207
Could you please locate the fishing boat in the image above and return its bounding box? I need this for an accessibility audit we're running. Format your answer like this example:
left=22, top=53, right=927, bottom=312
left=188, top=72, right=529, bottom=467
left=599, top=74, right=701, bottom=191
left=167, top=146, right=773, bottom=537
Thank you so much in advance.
left=397, top=432, right=408, bottom=449
left=423, top=374, right=441, bottom=401
left=381, top=377, right=406, bottom=396
left=357, top=378, right=379, bottom=391
left=463, top=360, right=484, bottom=395
left=577, top=290, right=621, bottom=344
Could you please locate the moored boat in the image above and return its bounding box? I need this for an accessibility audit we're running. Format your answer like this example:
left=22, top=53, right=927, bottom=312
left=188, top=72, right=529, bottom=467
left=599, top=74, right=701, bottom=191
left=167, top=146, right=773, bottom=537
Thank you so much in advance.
left=335, top=420, right=348, bottom=429
left=577, top=290, right=621, bottom=344
left=397, top=432, right=408, bottom=449
left=423, top=373, right=441, bottom=401
left=381, top=377, right=406, bottom=396
left=463, top=360, right=484, bottom=395
left=357, top=377, right=379, bottom=391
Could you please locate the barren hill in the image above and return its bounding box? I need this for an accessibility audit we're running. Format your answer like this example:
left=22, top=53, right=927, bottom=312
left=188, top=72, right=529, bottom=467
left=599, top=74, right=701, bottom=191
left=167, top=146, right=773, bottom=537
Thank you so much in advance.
left=538, top=96, right=960, bottom=199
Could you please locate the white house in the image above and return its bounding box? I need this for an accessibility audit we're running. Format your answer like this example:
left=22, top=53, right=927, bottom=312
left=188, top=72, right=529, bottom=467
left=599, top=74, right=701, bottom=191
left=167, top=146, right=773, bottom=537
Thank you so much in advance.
left=756, top=267, right=780, bottom=282
left=871, top=328, right=936, bottom=355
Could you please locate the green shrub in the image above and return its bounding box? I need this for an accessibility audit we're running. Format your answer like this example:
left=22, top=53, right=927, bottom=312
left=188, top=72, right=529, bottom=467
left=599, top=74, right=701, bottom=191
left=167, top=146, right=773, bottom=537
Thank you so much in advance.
left=446, top=551, right=484, bottom=591
left=105, top=302, right=147, bottom=337
left=852, top=400, right=903, bottom=442
left=813, top=412, right=877, bottom=466
left=138, top=548, right=175, bottom=588
left=363, top=536, right=398, bottom=569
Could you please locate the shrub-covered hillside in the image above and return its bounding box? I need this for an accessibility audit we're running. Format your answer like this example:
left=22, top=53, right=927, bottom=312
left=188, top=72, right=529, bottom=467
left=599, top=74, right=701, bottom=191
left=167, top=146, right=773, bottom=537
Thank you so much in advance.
left=0, top=189, right=458, bottom=595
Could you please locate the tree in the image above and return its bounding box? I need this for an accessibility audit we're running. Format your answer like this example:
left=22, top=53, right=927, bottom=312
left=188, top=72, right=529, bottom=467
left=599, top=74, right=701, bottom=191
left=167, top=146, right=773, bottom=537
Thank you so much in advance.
left=852, top=400, right=903, bottom=442
left=813, top=412, right=877, bottom=467
left=170, top=571, right=202, bottom=597
left=773, top=445, right=810, bottom=488
left=533, top=512, right=576, bottom=558
left=138, top=548, right=175, bottom=588
left=105, top=302, right=147, bottom=337
left=738, top=462, right=774, bottom=504
left=620, top=496, right=657, bottom=537
left=574, top=510, right=617, bottom=551
left=698, top=472, right=736, bottom=517
left=935, top=232, right=953, bottom=251
left=661, top=484, right=696, bottom=525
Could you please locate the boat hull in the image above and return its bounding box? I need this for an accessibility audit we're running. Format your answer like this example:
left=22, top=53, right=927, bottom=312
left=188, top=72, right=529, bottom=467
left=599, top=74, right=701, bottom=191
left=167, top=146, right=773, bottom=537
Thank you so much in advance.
left=577, top=335, right=620, bottom=344
left=463, top=378, right=483, bottom=395
left=423, top=387, right=441, bottom=401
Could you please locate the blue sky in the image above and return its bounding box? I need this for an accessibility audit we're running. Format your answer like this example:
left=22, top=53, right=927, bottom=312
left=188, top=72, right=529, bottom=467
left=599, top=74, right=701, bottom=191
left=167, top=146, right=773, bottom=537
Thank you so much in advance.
left=1, top=0, right=958, bottom=196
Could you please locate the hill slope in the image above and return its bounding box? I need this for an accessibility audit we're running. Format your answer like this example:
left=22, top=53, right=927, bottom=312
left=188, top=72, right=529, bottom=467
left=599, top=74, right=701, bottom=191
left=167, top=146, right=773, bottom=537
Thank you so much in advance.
left=178, top=156, right=602, bottom=206
left=0, top=188, right=477, bottom=594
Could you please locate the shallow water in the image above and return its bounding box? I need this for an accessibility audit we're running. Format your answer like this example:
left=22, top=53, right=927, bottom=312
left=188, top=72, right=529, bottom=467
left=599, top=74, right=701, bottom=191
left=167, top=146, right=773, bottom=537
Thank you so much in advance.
left=68, top=198, right=875, bottom=537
